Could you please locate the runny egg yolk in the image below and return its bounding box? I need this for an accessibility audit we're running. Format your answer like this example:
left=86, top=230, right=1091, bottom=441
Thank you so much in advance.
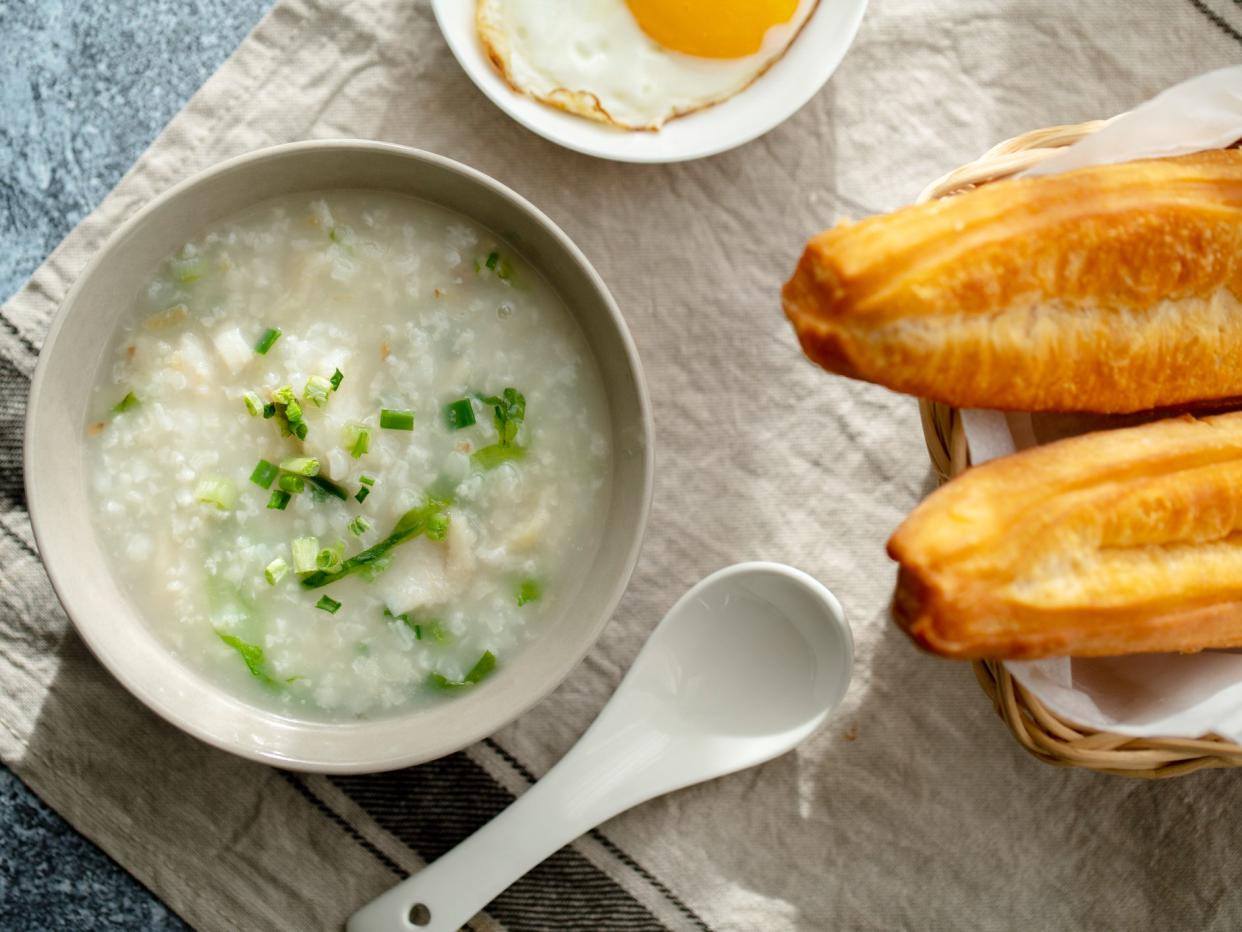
left=625, top=0, right=801, bottom=59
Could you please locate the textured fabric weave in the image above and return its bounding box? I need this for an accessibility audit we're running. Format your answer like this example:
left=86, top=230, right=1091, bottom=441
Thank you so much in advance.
left=3, top=2, right=1242, bottom=929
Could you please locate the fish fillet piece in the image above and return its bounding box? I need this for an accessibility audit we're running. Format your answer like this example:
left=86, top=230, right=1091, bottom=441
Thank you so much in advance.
left=888, top=411, right=1242, bottom=659
left=783, top=150, right=1242, bottom=413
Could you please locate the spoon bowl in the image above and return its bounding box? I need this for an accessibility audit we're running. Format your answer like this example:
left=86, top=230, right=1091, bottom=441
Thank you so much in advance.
left=349, top=562, right=852, bottom=932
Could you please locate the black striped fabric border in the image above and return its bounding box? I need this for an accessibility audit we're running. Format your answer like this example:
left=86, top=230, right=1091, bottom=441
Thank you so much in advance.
left=1187, top=0, right=1242, bottom=45
left=331, top=751, right=678, bottom=931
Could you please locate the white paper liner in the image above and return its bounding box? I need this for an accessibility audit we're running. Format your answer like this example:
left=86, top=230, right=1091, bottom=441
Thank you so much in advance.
left=958, top=67, right=1242, bottom=741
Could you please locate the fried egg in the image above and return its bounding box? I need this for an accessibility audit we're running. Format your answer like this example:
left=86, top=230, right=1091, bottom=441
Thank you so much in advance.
left=476, top=0, right=819, bottom=131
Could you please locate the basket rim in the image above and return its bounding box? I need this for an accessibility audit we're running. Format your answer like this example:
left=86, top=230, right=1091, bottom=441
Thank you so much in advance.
left=916, top=120, right=1242, bottom=777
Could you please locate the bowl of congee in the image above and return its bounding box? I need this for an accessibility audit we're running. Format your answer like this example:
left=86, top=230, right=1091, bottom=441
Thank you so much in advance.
left=25, top=141, right=652, bottom=772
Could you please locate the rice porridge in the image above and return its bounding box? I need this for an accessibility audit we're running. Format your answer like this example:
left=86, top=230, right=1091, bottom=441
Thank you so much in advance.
left=87, top=191, right=612, bottom=718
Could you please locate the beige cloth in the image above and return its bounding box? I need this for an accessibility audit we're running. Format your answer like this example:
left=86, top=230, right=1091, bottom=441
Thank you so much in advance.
left=4, top=1, right=1242, bottom=929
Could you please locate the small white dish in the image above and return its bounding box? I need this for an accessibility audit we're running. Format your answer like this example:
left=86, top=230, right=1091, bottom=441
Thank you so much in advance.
left=431, top=0, right=869, bottom=163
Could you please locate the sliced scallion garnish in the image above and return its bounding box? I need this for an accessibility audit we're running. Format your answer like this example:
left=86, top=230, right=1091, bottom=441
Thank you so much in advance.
left=444, top=398, right=476, bottom=431
left=380, top=408, right=415, bottom=431
left=265, top=558, right=289, bottom=586
left=280, top=457, right=320, bottom=477
left=473, top=388, right=526, bottom=469
left=262, top=403, right=277, bottom=419
left=243, top=391, right=263, bottom=417
left=278, top=473, right=305, bottom=494
left=304, top=375, right=332, bottom=408
left=355, top=474, right=375, bottom=503
left=250, top=459, right=279, bottom=489
left=330, top=369, right=344, bottom=391
left=517, top=578, right=541, bottom=607
left=255, top=327, right=282, bottom=355
left=291, top=536, right=319, bottom=573
left=429, top=651, right=496, bottom=689
left=349, top=515, right=371, bottom=536
left=299, top=495, right=450, bottom=589
left=194, top=475, right=237, bottom=511
left=316, top=595, right=342, bottom=615
left=267, top=489, right=291, bottom=510
left=344, top=422, right=371, bottom=459
left=113, top=391, right=139, bottom=414
left=307, top=475, right=348, bottom=500
left=316, top=540, right=345, bottom=572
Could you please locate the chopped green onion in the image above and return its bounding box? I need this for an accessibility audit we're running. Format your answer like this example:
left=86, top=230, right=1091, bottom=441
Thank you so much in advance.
left=265, top=558, right=288, bottom=586
left=285, top=397, right=304, bottom=424
left=517, top=578, right=542, bottom=607
left=112, top=391, right=139, bottom=414
left=355, top=474, right=375, bottom=503
left=272, top=385, right=295, bottom=405
left=472, top=444, right=525, bottom=470
left=466, top=650, right=496, bottom=682
left=349, top=515, right=371, bottom=536
left=291, top=536, right=319, bottom=573
left=308, top=475, right=349, bottom=500
left=216, top=632, right=282, bottom=686
left=485, top=251, right=499, bottom=270
left=243, top=391, right=263, bottom=417
left=316, top=540, right=345, bottom=572
left=278, top=473, right=305, bottom=494
left=292, top=420, right=308, bottom=441
left=262, top=403, right=277, bottom=419
left=360, top=474, right=376, bottom=486
left=316, top=595, right=342, bottom=615
left=194, top=475, right=237, bottom=511
left=380, top=408, right=415, bottom=431
left=171, top=254, right=206, bottom=284
left=330, top=369, right=344, bottom=391
left=427, top=619, right=453, bottom=645
left=267, top=489, right=291, bottom=510
left=300, top=495, right=450, bottom=589
left=414, top=624, right=423, bottom=640
left=280, top=457, right=320, bottom=477
left=473, top=388, right=526, bottom=468
left=444, top=398, right=476, bottom=431
left=304, top=375, right=332, bottom=408
left=250, top=459, right=279, bottom=489
left=255, top=328, right=282, bottom=355
left=496, top=257, right=513, bottom=281
left=429, top=651, right=497, bottom=689
left=344, top=422, right=371, bottom=459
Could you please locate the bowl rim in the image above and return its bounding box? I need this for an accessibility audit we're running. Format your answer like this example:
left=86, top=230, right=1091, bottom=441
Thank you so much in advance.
left=430, top=0, right=870, bottom=164
left=24, top=139, right=655, bottom=773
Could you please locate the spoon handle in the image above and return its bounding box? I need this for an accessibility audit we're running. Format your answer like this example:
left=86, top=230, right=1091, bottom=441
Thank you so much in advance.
left=347, top=722, right=659, bottom=932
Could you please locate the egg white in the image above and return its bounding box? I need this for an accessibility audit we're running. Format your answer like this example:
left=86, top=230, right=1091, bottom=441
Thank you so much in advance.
left=477, top=0, right=819, bottom=131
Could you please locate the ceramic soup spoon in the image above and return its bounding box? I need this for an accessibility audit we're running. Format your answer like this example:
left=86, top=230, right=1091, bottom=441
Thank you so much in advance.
left=348, top=561, right=853, bottom=932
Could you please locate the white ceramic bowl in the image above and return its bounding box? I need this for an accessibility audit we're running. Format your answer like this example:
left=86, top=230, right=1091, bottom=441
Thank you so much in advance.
left=431, top=0, right=869, bottom=163
left=25, top=141, right=653, bottom=773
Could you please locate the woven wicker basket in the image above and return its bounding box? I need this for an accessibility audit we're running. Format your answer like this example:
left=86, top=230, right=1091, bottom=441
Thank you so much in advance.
left=917, top=120, right=1242, bottom=778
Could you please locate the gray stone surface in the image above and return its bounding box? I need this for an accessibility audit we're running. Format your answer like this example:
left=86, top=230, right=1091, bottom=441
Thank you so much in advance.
left=1, top=0, right=270, bottom=926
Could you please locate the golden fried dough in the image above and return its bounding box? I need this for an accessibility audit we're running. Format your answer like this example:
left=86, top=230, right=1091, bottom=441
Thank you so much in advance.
left=888, top=411, right=1242, bottom=659
left=783, top=150, right=1242, bottom=413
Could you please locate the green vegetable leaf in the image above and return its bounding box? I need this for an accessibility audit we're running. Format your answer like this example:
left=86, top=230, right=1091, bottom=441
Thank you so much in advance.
left=300, top=495, right=451, bottom=589
left=112, top=391, right=139, bottom=415
left=472, top=388, right=526, bottom=469
left=517, top=578, right=542, bottom=607
left=429, top=651, right=497, bottom=690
